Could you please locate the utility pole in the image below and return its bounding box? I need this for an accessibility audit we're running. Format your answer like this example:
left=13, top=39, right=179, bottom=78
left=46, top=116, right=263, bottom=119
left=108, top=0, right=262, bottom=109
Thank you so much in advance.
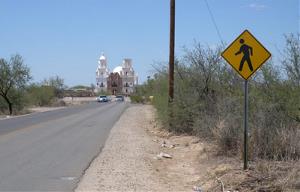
left=168, top=0, right=175, bottom=103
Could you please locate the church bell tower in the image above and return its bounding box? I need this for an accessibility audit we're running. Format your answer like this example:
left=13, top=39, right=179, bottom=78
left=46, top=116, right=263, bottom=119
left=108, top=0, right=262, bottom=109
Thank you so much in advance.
left=96, top=53, right=109, bottom=92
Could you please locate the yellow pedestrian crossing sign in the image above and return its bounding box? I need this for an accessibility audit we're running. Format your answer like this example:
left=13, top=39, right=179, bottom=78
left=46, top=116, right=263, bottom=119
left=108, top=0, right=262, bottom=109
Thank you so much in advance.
left=221, top=30, right=271, bottom=80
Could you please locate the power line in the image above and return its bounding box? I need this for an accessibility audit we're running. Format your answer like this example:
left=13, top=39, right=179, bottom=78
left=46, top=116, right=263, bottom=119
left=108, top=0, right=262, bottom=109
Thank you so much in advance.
left=204, top=0, right=224, bottom=44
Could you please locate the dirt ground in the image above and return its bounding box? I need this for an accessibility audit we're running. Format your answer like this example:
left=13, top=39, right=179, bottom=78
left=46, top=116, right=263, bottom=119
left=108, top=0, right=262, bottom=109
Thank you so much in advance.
left=75, top=104, right=300, bottom=192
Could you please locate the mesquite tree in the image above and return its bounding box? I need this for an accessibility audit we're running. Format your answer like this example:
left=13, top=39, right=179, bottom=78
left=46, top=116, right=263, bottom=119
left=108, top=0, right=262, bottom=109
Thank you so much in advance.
left=0, top=54, right=31, bottom=115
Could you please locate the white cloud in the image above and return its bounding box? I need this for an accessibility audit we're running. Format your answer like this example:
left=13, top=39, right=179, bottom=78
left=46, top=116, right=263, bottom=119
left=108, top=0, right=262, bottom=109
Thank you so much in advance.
left=246, top=3, right=267, bottom=11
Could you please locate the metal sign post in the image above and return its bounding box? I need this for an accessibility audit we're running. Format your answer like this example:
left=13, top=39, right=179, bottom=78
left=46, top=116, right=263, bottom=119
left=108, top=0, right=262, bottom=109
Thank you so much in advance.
left=244, top=80, right=248, bottom=170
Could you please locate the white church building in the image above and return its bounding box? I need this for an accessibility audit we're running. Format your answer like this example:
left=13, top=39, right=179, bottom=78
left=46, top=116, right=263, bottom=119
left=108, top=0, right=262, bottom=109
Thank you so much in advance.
left=95, top=53, right=138, bottom=95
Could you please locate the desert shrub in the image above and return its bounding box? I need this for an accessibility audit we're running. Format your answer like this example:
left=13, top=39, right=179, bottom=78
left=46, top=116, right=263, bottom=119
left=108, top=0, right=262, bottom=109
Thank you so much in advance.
left=9, top=88, right=27, bottom=113
left=130, top=95, right=145, bottom=103
left=210, top=96, right=243, bottom=154
left=248, top=61, right=300, bottom=160
left=26, top=84, right=55, bottom=106
left=142, top=36, right=300, bottom=160
left=0, top=88, right=27, bottom=115
left=250, top=103, right=300, bottom=160
left=42, top=76, right=66, bottom=98
left=283, top=33, right=300, bottom=87
left=0, top=96, right=8, bottom=114
left=150, top=72, right=170, bottom=127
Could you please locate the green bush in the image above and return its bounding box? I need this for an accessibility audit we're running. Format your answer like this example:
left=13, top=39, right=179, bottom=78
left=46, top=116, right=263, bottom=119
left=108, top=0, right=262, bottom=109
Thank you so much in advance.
left=26, top=85, right=55, bottom=106
left=130, top=95, right=143, bottom=103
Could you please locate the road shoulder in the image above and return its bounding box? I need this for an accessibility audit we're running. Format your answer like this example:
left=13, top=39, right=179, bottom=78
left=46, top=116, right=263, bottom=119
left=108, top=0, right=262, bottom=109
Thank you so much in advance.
left=75, top=104, right=300, bottom=191
left=75, top=104, right=172, bottom=191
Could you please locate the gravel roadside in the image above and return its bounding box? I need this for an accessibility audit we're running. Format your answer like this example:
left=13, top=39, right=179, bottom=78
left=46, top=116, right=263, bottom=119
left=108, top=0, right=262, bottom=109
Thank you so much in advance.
left=75, top=104, right=171, bottom=191
left=75, top=104, right=300, bottom=192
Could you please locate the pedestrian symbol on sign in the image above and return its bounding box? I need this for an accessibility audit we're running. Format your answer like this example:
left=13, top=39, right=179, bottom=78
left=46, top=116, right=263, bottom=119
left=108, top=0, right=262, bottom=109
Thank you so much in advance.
left=235, top=39, right=253, bottom=72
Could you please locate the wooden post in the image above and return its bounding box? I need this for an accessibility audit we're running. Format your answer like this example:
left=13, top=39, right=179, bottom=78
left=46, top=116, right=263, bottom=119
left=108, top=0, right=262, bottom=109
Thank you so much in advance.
left=169, top=0, right=175, bottom=103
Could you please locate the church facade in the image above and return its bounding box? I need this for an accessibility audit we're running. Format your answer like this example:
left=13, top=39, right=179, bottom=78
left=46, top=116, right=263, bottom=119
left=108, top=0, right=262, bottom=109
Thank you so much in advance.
left=95, top=53, right=138, bottom=95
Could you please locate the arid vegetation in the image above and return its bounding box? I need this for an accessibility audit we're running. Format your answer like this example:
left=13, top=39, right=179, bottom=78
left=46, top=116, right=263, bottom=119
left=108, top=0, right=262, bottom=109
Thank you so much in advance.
left=132, top=34, right=300, bottom=190
left=0, top=54, right=31, bottom=115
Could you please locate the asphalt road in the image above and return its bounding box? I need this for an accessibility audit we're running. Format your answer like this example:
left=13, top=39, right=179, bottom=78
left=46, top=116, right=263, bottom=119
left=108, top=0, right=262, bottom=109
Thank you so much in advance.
left=0, top=101, right=128, bottom=191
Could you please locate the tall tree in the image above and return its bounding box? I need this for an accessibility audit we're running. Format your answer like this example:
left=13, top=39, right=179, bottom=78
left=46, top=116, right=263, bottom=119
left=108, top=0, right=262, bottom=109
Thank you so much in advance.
left=0, top=54, right=31, bottom=115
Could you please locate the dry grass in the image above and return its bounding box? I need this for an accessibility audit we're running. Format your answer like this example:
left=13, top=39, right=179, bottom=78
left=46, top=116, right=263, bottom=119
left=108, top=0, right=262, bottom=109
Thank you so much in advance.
left=202, top=157, right=300, bottom=192
left=148, top=108, right=300, bottom=191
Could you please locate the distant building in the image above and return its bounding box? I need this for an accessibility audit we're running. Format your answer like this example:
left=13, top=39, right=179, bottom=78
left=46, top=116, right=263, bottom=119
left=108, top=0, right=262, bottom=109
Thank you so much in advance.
left=95, top=53, right=138, bottom=95
left=95, top=53, right=109, bottom=93
left=107, top=72, right=122, bottom=95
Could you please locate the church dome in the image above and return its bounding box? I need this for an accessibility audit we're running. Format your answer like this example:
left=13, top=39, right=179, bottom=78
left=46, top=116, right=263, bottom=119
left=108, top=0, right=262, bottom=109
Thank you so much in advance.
left=113, top=66, right=123, bottom=74
left=99, top=55, right=106, bottom=61
left=99, top=52, right=106, bottom=61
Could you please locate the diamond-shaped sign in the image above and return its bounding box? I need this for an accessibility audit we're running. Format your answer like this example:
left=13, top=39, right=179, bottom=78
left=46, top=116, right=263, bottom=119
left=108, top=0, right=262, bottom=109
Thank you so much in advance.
left=221, top=30, right=271, bottom=80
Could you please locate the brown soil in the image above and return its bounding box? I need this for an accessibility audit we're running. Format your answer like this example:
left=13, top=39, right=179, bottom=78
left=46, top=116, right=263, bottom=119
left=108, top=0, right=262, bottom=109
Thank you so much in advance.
left=76, top=104, right=300, bottom=192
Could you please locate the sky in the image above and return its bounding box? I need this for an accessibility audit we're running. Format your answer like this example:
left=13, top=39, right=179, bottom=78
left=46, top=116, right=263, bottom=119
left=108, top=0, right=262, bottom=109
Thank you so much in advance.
left=0, top=0, right=299, bottom=87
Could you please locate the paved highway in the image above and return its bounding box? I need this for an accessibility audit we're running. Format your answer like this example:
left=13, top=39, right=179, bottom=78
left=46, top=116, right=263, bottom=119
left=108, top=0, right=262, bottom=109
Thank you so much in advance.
left=0, top=101, right=128, bottom=191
